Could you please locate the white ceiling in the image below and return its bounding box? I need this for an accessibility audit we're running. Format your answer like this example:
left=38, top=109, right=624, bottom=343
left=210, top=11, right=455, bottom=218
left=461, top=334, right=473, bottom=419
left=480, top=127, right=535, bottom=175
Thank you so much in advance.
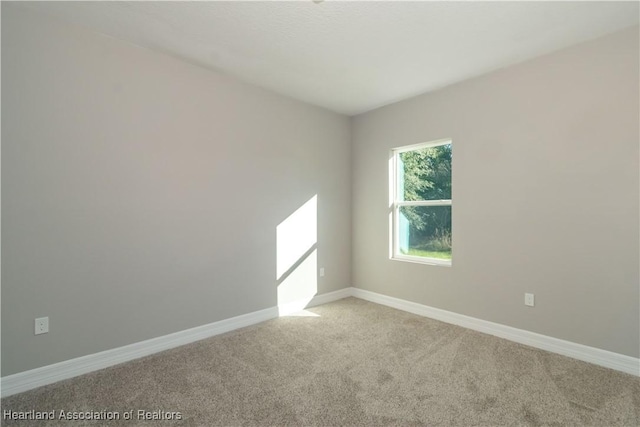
left=21, top=1, right=640, bottom=116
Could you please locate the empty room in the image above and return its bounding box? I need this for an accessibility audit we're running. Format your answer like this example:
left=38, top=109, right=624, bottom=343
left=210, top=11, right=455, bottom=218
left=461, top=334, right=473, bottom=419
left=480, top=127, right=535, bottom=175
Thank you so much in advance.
left=2, top=1, right=639, bottom=426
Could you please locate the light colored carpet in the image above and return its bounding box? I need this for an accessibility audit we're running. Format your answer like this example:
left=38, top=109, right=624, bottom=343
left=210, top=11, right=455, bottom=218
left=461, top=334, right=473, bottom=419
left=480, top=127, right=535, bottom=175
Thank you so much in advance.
left=2, top=297, right=639, bottom=426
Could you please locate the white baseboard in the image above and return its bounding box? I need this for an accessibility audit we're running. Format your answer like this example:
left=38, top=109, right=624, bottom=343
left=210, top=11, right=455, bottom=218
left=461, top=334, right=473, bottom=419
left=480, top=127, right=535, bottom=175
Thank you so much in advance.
left=1, top=288, right=354, bottom=398
left=351, top=287, right=640, bottom=377
left=0, top=306, right=279, bottom=398
left=307, top=287, right=353, bottom=307
left=277, top=288, right=353, bottom=316
left=3, top=286, right=637, bottom=397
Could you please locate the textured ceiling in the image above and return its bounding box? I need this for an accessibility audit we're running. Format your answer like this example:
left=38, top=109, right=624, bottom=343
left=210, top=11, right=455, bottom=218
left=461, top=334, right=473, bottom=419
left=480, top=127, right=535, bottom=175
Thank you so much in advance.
left=21, top=1, right=640, bottom=116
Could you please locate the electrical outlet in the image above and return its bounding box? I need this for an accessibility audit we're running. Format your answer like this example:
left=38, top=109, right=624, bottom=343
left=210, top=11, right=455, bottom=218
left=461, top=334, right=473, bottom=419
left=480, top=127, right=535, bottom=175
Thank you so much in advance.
left=319, top=267, right=325, bottom=277
left=524, top=293, right=535, bottom=307
left=35, top=317, right=49, bottom=335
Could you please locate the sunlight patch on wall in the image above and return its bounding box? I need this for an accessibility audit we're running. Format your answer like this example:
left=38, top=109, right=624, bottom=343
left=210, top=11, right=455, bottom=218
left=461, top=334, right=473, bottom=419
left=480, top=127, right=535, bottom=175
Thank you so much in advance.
left=277, top=249, right=318, bottom=316
left=276, top=195, right=317, bottom=279
left=276, top=195, right=318, bottom=316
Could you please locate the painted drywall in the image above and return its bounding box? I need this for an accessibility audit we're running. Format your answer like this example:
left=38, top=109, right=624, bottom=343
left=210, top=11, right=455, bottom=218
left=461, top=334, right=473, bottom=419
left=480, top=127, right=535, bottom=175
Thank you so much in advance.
left=1, top=4, right=351, bottom=376
left=352, top=26, right=639, bottom=358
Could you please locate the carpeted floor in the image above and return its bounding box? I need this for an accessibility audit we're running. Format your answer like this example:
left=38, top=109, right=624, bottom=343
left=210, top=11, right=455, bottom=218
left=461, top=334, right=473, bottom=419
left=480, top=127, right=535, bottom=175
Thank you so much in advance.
left=2, top=297, right=639, bottom=426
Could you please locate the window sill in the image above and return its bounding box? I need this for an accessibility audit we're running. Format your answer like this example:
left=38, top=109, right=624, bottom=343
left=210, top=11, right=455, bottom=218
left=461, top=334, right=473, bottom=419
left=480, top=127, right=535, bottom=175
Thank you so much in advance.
left=391, top=254, right=452, bottom=267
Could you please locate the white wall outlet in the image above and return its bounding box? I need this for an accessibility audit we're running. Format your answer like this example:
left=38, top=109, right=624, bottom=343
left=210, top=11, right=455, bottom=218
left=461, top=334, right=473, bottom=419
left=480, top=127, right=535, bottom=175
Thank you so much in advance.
left=524, top=293, right=535, bottom=307
left=319, top=267, right=325, bottom=277
left=35, top=317, right=49, bottom=335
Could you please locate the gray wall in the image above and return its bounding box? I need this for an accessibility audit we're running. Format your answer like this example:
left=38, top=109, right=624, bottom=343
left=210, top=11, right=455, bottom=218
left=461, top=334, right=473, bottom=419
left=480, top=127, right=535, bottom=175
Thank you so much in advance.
left=352, top=26, right=639, bottom=358
left=2, top=5, right=351, bottom=376
left=3, top=4, right=638, bottom=378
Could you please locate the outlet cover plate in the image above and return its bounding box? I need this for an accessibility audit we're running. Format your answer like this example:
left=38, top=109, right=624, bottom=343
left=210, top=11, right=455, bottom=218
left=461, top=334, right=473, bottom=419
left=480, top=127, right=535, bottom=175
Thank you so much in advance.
left=524, top=293, right=535, bottom=307
left=35, top=317, right=49, bottom=335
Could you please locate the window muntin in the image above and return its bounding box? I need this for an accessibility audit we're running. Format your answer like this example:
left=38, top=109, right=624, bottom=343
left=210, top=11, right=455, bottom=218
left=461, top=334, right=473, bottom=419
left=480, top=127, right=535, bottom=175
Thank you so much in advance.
left=392, top=139, right=452, bottom=265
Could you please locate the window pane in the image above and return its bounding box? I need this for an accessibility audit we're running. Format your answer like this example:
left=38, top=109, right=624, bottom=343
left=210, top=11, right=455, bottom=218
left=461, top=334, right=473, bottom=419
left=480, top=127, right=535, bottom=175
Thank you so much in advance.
left=398, top=144, right=451, bottom=201
left=398, top=205, right=451, bottom=260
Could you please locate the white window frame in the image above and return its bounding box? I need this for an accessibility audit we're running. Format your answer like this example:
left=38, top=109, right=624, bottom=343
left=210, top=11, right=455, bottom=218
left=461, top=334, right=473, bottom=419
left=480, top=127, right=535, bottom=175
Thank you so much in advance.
left=390, top=138, right=452, bottom=267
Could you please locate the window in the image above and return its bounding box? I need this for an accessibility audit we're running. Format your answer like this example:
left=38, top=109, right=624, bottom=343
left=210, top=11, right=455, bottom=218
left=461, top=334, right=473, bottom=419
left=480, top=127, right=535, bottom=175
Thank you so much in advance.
left=391, top=139, right=452, bottom=266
